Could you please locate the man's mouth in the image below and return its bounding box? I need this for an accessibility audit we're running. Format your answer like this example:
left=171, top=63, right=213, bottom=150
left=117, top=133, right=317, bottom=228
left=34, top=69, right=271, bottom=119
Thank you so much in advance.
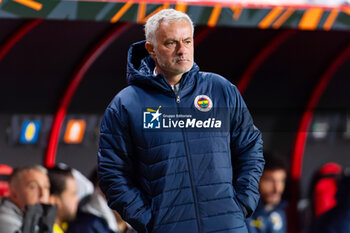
left=176, top=57, right=189, bottom=63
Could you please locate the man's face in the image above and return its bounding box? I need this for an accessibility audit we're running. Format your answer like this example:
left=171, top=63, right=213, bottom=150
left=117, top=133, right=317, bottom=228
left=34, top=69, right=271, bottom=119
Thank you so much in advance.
left=147, top=20, right=194, bottom=80
left=11, top=169, right=50, bottom=211
left=56, top=177, right=79, bottom=223
left=259, top=169, right=287, bottom=206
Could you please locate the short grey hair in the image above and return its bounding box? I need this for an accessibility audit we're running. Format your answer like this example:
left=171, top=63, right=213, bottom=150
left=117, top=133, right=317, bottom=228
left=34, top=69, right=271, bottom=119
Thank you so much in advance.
left=9, top=165, right=48, bottom=185
left=144, top=9, right=194, bottom=45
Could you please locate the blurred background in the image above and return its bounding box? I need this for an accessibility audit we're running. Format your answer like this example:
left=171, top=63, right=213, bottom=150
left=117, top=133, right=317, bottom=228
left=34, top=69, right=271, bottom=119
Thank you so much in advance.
left=1, top=0, right=350, bottom=232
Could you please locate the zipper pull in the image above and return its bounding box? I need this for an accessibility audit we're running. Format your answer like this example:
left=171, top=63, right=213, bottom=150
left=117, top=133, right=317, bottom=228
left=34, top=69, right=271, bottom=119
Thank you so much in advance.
left=176, top=95, right=180, bottom=103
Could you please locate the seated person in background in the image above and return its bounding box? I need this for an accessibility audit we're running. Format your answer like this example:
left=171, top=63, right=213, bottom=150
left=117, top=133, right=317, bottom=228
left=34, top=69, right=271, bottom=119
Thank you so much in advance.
left=308, top=169, right=350, bottom=233
left=0, top=165, right=51, bottom=233
left=48, top=165, right=79, bottom=233
left=299, top=162, right=343, bottom=233
left=247, top=153, right=288, bottom=233
left=66, top=168, right=119, bottom=233
left=309, top=162, right=342, bottom=217
left=67, top=168, right=135, bottom=233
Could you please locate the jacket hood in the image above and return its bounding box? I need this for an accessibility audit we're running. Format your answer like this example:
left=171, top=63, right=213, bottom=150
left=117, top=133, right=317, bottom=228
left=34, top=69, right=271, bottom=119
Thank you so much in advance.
left=81, top=191, right=119, bottom=232
left=126, top=40, right=199, bottom=95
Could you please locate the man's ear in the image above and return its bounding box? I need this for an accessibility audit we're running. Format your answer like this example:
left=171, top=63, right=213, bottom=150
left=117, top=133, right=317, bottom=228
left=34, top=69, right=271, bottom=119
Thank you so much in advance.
left=145, top=42, right=156, bottom=58
left=10, top=188, right=18, bottom=202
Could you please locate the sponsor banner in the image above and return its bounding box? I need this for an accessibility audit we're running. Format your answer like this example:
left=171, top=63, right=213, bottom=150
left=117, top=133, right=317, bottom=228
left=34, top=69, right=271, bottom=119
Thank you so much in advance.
left=19, top=120, right=41, bottom=144
left=143, top=107, right=230, bottom=132
left=1, top=0, right=350, bottom=30
left=63, top=119, right=86, bottom=144
left=8, top=114, right=99, bottom=147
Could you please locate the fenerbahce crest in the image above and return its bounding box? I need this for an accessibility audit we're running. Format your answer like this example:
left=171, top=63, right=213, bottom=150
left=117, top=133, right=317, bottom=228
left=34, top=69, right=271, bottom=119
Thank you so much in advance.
left=194, top=95, right=213, bottom=112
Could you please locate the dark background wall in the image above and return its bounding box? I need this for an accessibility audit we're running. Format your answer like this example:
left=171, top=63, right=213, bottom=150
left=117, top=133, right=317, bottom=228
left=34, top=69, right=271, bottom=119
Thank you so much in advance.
left=1, top=19, right=350, bottom=197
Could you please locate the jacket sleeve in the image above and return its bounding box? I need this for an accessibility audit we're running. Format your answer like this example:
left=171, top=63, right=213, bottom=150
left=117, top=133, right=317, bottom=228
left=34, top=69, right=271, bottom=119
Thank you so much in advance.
left=97, top=102, right=151, bottom=233
left=229, top=85, right=265, bottom=218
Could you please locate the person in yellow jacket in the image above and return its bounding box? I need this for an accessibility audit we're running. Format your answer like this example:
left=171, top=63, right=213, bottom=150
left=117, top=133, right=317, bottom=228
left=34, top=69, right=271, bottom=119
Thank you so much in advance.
left=53, top=223, right=65, bottom=233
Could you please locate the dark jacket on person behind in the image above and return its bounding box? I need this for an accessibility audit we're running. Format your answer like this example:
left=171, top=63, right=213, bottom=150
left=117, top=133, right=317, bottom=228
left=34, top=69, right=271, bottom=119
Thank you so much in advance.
left=246, top=200, right=287, bottom=233
left=98, top=41, right=265, bottom=233
left=67, top=191, right=119, bottom=233
left=67, top=212, right=113, bottom=233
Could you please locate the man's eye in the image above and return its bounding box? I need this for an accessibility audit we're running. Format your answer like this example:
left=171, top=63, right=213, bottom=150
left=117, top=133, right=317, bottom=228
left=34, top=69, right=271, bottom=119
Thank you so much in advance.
left=28, top=183, right=38, bottom=190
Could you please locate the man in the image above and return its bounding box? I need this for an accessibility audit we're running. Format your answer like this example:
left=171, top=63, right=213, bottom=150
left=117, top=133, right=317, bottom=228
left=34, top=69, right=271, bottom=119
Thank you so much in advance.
left=309, top=162, right=342, bottom=217
left=98, top=9, right=264, bottom=233
left=0, top=165, right=50, bottom=233
left=247, top=153, right=288, bottom=233
left=48, top=165, right=79, bottom=233
left=66, top=168, right=122, bottom=233
left=67, top=168, right=136, bottom=233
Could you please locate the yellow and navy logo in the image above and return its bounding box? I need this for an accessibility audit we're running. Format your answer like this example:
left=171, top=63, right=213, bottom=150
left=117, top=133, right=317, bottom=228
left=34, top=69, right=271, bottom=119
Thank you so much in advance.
left=270, top=211, right=283, bottom=231
left=194, top=95, right=213, bottom=112
left=249, top=217, right=264, bottom=230
left=143, top=106, right=162, bottom=129
left=19, top=121, right=41, bottom=144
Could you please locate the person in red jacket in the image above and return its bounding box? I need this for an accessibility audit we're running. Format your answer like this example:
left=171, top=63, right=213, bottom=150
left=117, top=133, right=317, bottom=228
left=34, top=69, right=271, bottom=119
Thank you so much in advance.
left=308, top=169, right=350, bottom=233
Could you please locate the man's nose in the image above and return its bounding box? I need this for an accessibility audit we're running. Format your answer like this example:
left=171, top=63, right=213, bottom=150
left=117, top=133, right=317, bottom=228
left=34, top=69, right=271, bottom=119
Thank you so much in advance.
left=274, top=181, right=283, bottom=193
left=177, top=41, right=186, bottom=54
left=38, top=186, right=48, bottom=203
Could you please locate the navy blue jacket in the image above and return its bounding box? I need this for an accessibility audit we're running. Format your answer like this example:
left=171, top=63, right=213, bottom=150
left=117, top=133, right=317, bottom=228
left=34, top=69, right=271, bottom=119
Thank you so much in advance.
left=67, top=211, right=115, bottom=233
left=246, top=201, right=287, bottom=233
left=308, top=203, right=350, bottom=233
left=98, top=41, right=264, bottom=233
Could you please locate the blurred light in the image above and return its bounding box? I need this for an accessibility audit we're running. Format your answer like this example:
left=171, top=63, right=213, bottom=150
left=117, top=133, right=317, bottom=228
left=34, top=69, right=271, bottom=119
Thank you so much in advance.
left=0, top=164, right=13, bottom=198
left=63, top=120, right=86, bottom=144
left=343, top=118, right=350, bottom=139
left=311, top=121, right=329, bottom=139
left=19, top=121, right=41, bottom=144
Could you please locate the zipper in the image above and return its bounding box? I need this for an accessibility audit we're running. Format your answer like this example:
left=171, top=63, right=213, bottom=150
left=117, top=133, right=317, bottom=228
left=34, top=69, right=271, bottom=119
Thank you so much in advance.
left=176, top=95, right=180, bottom=103
left=174, top=92, right=202, bottom=233
left=182, top=129, right=202, bottom=233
